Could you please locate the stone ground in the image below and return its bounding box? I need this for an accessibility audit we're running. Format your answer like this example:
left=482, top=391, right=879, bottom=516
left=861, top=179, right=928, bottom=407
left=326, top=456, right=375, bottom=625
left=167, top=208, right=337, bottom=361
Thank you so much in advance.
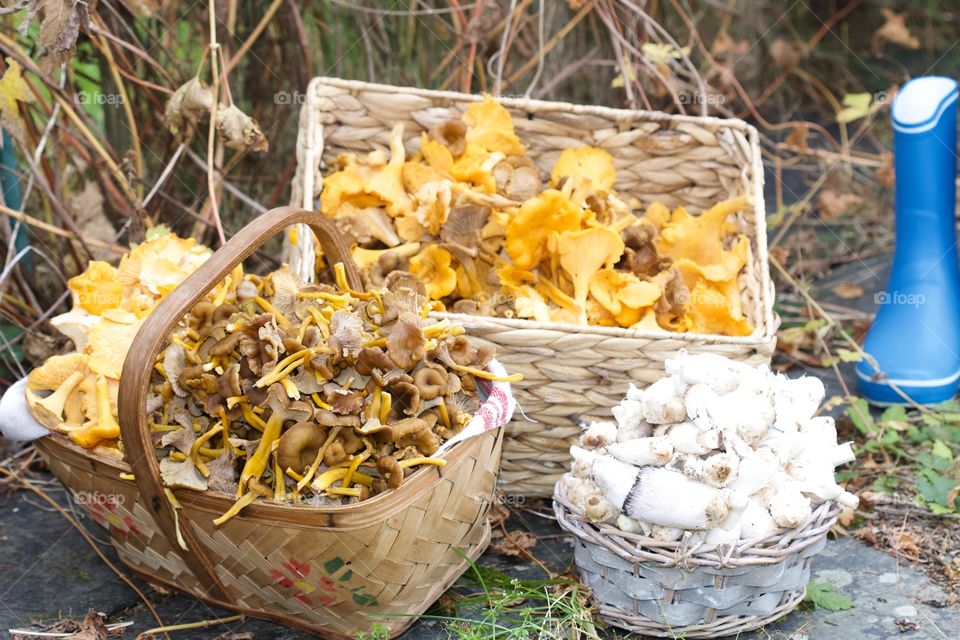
left=3, top=242, right=959, bottom=639
left=2, top=472, right=959, bottom=640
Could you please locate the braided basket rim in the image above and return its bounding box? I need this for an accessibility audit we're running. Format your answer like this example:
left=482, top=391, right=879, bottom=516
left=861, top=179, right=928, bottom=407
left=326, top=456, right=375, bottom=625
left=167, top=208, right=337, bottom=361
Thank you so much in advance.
left=554, top=481, right=841, bottom=569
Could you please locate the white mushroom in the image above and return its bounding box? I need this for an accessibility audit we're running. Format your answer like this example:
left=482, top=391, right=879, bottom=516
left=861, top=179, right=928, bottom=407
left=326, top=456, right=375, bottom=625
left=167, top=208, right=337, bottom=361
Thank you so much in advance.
left=675, top=451, right=740, bottom=487
left=570, top=445, right=598, bottom=479
left=579, top=420, right=618, bottom=449
left=612, top=465, right=735, bottom=530
left=616, top=515, right=647, bottom=535
left=605, top=436, right=673, bottom=467
left=666, top=421, right=721, bottom=455
left=772, top=375, right=825, bottom=432
left=740, top=496, right=779, bottom=539
left=768, top=484, right=813, bottom=528
left=650, top=525, right=684, bottom=541
left=664, top=351, right=758, bottom=394
left=641, top=378, right=686, bottom=424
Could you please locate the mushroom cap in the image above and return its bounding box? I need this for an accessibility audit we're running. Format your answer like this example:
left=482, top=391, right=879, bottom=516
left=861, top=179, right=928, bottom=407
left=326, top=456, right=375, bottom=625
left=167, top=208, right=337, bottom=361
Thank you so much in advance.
left=413, top=364, right=448, bottom=400
left=387, top=321, right=425, bottom=371
left=550, top=146, right=617, bottom=193
left=27, top=353, right=90, bottom=391
left=428, top=119, right=467, bottom=157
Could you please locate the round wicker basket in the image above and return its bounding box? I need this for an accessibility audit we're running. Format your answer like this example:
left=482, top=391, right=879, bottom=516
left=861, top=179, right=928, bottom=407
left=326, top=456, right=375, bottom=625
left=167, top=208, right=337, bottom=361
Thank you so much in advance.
left=288, top=77, right=779, bottom=497
left=554, top=483, right=841, bottom=639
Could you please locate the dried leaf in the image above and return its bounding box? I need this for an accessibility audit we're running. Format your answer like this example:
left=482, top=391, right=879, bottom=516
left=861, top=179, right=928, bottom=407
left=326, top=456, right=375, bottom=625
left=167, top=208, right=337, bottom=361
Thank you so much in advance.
left=832, top=283, right=863, bottom=299
left=215, top=104, right=269, bottom=153
left=35, top=0, right=90, bottom=72
left=0, top=58, right=34, bottom=141
left=164, top=77, right=214, bottom=137
left=873, top=9, right=919, bottom=52
left=70, top=181, right=116, bottom=258
left=784, top=122, right=809, bottom=152
left=894, top=531, right=921, bottom=558
left=817, top=189, right=863, bottom=219
left=769, top=38, right=805, bottom=70
left=490, top=530, right=537, bottom=557
left=63, top=610, right=109, bottom=640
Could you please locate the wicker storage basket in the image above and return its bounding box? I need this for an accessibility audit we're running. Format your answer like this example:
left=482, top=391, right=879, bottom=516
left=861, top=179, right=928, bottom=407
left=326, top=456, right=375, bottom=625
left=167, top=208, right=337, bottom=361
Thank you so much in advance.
left=33, top=207, right=511, bottom=640
left=288, top=77, right=778, bottom=497
left=554, top=483, right=841, bottom=638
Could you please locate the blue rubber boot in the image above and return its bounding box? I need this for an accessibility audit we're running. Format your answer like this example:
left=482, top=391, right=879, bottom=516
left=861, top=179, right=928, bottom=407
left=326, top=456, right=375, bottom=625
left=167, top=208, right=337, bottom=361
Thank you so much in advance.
left=857, top=77, right=960, bottom=405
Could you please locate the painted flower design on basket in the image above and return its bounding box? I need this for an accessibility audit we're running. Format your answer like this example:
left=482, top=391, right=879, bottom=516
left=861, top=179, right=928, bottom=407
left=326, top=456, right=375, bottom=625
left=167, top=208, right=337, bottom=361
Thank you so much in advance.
left=269, top=556, right=379, bottom=607
left=84, top=499, right=140, bottom=539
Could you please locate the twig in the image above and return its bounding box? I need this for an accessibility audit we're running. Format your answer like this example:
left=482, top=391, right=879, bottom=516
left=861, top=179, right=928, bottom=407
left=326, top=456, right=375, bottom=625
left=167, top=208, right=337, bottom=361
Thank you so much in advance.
left=206, top=1, right=226, bottom=245
left=0, top=204, right=126, bottom=255
left=134, top=614, right=244, bottom=640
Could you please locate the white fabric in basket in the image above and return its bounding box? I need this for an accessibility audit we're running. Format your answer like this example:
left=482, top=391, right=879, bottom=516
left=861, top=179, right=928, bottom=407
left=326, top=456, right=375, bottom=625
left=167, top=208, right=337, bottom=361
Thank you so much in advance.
left=0, top=378, right=48, bottom=442
left=434, top=358, right=515, bottom=456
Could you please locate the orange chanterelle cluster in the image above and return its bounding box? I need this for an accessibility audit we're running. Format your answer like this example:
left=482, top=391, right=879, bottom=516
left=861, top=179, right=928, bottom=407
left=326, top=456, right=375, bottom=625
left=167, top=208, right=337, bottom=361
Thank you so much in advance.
left=319, top=95, right=755, bottom=336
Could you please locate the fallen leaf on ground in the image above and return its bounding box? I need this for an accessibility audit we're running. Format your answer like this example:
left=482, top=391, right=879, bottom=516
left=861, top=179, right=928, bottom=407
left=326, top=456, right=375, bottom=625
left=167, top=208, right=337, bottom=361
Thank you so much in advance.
left=64, top=610, right=109, bottom=640
left=832, top=283, right=864, bottom=299
left=491, top=530, right=537, bottom=557
left=894, top=531, right=921, bottom=559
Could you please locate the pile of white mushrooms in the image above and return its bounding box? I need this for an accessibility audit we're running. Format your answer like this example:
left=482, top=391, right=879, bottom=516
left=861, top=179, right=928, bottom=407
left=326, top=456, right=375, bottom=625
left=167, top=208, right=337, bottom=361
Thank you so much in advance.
left=561, top=352, right=858, bottom=543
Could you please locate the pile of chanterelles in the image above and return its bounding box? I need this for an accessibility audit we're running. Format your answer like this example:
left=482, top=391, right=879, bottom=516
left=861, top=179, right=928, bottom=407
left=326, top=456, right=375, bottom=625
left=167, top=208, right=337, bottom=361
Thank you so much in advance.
left=149, top=265, right=518, bottom=523
left=320, top=95, right=755, bottom=336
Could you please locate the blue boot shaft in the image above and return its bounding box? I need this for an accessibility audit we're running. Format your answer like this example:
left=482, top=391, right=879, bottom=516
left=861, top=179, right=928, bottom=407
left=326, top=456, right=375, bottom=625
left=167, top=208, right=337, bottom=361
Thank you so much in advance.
left=857, top=76, right=960, bottom=405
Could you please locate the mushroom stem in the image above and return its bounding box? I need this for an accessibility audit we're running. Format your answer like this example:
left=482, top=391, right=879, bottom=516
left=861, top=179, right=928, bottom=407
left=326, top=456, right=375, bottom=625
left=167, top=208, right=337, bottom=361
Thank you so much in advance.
left=342, top=451, right=370, bottom=488
left=252, top=296, right=293, bottom=330
left=35, top=371, right=85, bottom=423
left=213, top=490, right=257, bottom=526
left=70, top=375, right=121, bottom=449
left=297, top=426, right=342, bottom=491
left=397, top=457, right=446, bottom=469
left=238, top=413, right=283, bottom=496
left=254, top=348, right=312, bottom=388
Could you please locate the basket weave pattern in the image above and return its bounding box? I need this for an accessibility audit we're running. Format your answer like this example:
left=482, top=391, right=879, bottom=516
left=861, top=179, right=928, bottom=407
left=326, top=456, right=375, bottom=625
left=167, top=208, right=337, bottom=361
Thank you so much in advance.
left=39, top=426, right=501, bottom=639
left=554, top=486, right=841, bottom=638
left=33, top=208, right=509, bottom=640
left=289, top=78, right=778, bottom=496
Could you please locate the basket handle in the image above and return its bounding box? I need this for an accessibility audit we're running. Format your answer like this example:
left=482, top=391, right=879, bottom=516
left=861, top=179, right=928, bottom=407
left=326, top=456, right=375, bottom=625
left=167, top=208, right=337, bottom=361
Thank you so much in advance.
left=117, top=206, right=360, bottom=603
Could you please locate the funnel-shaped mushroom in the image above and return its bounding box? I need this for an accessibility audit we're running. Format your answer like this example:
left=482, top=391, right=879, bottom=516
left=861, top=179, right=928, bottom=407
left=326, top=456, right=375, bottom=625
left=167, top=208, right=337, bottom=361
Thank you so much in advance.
left=556, top=226, right=625, bottom=324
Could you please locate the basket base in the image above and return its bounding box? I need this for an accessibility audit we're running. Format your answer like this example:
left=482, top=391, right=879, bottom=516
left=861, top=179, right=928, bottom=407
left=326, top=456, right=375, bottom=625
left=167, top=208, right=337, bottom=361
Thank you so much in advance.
left=121, top=522, right=491, bottom=640
left=595, top=588, right=806, bottom=639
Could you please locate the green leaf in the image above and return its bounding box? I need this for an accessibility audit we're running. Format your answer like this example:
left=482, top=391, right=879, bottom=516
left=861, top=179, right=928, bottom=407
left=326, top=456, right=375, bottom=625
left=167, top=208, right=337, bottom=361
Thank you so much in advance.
left=917, top=469, right=956, bottom=509
left=836, top=92, right=873, bottom=123
left=805, top=581, right=854, bottom=611
left=846, top=398, right=876, bottom=436
left=836, top=348, right=863, bottom=363
left=926, top=502, right=955, bottom=515
left=931, top=440, right=954, bottom=461
left=872, top=475, right=900, bottom=493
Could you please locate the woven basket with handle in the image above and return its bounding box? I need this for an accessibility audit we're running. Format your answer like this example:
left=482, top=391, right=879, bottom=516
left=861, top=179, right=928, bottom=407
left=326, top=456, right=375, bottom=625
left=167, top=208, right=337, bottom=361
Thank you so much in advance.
left=554, top=483, right=840, bottom=638
left=33, top=206, right=509, bottom=640
left=288, top=77, right=779, bottom=497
